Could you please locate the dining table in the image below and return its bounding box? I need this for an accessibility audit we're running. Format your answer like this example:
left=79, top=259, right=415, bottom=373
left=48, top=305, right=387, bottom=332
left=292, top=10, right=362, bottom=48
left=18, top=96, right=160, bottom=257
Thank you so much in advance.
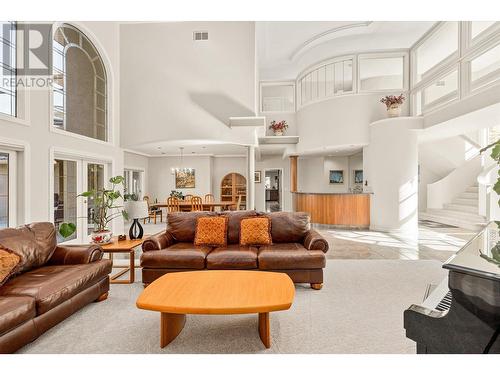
left=150, top=201, right=236, bottom=212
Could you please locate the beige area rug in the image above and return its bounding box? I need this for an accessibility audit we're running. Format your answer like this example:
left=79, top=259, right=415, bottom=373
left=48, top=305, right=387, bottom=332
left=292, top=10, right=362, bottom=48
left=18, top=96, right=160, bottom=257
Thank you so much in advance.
left=19, top=259, right=446, bottom=354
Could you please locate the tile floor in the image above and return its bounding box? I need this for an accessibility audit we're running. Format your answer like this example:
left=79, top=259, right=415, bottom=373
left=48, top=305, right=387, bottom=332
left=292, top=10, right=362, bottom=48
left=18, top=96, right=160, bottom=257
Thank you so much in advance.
left=140, top=219, right=477, bottom=262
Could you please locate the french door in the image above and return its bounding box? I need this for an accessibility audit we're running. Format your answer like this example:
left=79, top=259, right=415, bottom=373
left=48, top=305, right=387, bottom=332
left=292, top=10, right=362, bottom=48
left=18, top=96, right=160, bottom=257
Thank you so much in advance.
left=0, top=149, right=16, bottom=228
left=53, top=156, right=109, bottom=243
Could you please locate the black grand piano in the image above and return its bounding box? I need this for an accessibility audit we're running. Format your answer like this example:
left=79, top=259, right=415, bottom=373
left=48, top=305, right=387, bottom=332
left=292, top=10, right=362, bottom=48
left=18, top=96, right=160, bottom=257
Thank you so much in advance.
left=404, top=223, right=500, bottom=354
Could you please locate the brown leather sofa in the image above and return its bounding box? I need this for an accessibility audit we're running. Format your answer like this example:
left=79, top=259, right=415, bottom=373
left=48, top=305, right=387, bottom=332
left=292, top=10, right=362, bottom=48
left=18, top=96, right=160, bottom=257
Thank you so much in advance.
left=0, top=222, right=112, bottom=353
left=141, top=211, right=329, bottom=289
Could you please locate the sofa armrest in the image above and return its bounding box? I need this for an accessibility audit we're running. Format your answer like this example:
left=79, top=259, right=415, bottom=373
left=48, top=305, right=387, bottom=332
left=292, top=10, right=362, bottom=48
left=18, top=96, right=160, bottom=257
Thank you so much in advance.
left=48, top=244, right=103, bottom=265
left=142, top=231, right=175, bottom=252
left=303, top=229, right=329, bottom=253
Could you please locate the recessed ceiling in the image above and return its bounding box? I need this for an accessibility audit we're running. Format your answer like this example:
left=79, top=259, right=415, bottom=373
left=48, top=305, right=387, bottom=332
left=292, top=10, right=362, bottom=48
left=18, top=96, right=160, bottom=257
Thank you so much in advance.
left=257, top=21, right=435, bottom=80
left=129, top=141, right=248, bottom=157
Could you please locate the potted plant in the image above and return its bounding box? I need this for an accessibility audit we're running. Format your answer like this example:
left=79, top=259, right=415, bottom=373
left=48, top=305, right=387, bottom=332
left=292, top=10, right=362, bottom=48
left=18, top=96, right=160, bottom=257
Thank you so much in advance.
left=58, top=176, right=128, bottom=244
left=269, top=120, right=288, bottom=136
left=380, top=94, right=405, bottom=117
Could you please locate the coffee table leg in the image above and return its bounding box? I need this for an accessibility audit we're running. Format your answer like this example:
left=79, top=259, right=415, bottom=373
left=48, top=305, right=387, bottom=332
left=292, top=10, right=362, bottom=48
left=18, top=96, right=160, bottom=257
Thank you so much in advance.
left=160, top=313, right=186, bottom=348
left=258, top=312, right=270, bottom=348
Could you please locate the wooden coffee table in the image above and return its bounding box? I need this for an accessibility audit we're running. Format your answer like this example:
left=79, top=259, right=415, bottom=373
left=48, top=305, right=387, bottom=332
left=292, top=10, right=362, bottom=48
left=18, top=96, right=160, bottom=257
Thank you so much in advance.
left=136, top=270, right=295, bottom=348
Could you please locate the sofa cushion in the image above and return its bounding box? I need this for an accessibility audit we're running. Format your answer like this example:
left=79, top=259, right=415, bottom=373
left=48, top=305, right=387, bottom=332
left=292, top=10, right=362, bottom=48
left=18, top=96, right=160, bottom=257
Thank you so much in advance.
left=219, top=210, right=257, bottom=244
left=0, top=222, right=57, bottom=276
left=167, top=212, right=217, bottom=242
left=258, top=243, right=326, bottom=270
left=0, top=296, right=36, bottom=335
left=0, top=246, right=20, bottom=287
left=194, top=216, right=228, bottom=247
left=140, top=243, right=212, bottom=269
left=207, top=244, right=258, bottom=269
left=0, top=260, right=112, bottom=315
left=240, top=217, right=272, bottom=246
left=265, top=212, right=310, bottom=243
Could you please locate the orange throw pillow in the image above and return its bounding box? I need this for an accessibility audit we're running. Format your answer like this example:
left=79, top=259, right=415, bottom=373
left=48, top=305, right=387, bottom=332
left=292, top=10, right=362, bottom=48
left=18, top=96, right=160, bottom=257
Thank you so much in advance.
left=194, top=216, right=228, bottom=247
left=240, top=217, right=272, bottom=246
left=0, top=246, right=20, bottom=287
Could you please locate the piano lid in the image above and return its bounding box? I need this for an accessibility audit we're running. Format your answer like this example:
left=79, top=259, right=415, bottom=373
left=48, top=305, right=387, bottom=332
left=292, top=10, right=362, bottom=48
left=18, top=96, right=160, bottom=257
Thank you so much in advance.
left=443, top=222, right=500, bottom=281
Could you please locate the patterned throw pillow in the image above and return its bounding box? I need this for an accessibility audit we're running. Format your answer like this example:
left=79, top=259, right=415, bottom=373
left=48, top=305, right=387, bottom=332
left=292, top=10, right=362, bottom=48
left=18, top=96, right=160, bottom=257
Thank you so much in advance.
left=239, top=217, right=272, bottom=246
left=194, top=216, right=228, bottom=247
left=0, top=246, right=20, bottom=287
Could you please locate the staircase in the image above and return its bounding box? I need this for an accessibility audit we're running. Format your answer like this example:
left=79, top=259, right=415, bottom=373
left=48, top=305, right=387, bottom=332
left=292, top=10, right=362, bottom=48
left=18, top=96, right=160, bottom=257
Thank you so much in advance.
left=420, top=184, right=487, bottom=231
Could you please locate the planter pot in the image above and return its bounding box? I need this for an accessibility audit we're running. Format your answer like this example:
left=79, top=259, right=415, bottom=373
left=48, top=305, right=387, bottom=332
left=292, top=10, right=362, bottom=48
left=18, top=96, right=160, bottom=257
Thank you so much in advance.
left=387, top=104, right=401, bottom=118
left=91, top=230, right=113, bottom=244
left=273, top=130, right=284, bottom=136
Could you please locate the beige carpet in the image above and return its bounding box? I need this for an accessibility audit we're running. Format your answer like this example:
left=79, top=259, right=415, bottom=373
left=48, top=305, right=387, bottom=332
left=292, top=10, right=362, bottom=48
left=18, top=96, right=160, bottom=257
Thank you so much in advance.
left=19, top=260, right=446, bottom=354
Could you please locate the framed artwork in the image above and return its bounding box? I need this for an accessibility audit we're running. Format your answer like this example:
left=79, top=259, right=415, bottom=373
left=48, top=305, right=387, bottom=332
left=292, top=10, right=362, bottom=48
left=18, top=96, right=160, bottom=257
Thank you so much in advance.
left=254, top=171, right=261, bottom=183
left=175, top=169, right=195, bottom=188
left=354, top=169, right=363, bottom=184
left=329, top=170, right=344, bottom=184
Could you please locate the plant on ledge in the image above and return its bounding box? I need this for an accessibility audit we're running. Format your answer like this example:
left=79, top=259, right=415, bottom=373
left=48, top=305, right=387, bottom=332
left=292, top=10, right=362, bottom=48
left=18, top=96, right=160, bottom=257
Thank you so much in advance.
left=380, top=94, right=405, bottom=118
left=479, top=139, right=500, bottom=267
left=269, top=120, right=288, bottom=136
left=59, top=175, right=129, bottom=244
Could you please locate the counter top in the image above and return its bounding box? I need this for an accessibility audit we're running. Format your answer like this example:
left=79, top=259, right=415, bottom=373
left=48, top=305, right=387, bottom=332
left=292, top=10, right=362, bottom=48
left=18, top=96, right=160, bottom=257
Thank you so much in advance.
left=292, top=191, right=371, bottom=195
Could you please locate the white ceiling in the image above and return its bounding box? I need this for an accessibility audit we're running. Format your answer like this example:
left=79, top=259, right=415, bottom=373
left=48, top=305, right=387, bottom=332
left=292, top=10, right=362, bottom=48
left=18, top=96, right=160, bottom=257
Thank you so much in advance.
left=131, top=141, right=248, bottom=157
left=257, top=21, right=435, bottom=80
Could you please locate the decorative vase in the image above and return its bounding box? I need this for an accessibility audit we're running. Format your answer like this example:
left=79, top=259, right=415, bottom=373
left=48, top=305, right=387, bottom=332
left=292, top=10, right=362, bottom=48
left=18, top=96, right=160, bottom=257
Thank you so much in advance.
left=387, top=104, right=401, bottom=118
left=91, top=229, right=113, bottom=244
left=273, top=130, right=284, bottom=136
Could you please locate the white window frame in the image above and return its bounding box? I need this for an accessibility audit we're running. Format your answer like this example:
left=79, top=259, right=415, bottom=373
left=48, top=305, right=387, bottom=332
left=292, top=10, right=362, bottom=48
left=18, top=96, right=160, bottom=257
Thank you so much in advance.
left=124, top=167, right=146, bottom=200
left=465, top=21, right=500, bottom=50
left=48, top=22, right=114, bottom=147
left=0, top=149, right=16, bottom=227
left=419, top=66, right=460, bottom=114
left=357, top=51, right=409, bottom=94
left=259, top=81, right=296, bottom=114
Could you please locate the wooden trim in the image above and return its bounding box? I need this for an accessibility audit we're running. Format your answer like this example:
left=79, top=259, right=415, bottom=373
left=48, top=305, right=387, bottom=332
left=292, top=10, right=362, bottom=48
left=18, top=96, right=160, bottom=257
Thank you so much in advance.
left=290, top=156, right=298, bottom=193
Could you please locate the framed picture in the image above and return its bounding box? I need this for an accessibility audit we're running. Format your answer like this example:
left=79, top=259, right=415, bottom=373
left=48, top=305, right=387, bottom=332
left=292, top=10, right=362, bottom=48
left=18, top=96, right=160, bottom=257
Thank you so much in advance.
left=354, top=169, right=363, bottom=184
left=329, top=170, right=344, bottom=184
left=254, top=171, right=261, bottom=183
left=175, top=169, right=195, bottom=188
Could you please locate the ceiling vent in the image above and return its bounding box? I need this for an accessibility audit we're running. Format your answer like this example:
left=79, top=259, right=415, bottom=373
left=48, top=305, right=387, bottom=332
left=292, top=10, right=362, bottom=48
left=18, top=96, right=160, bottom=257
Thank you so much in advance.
left=193, top=31, right=208, bottom=41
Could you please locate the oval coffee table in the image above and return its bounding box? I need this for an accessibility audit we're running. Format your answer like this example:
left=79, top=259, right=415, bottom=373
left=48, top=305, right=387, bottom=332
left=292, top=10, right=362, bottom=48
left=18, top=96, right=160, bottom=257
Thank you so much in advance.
left=136, top=270, right=295, bottom=349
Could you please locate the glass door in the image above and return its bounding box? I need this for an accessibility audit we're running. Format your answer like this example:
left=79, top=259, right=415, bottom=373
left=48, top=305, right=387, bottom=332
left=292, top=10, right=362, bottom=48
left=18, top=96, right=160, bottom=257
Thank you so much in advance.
left=124, top=168, right=144, bottom=200
left=0, top=150, right=17, bottom=229
left=85, top=162, right=106, bottom=235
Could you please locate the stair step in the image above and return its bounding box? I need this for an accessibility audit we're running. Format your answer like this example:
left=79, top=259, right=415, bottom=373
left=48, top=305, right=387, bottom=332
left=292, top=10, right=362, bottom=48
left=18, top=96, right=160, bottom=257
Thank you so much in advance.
left=465, top=186, right=479, bottom=193
left=451, top=197, right=478, bottom=206
left=420, top=211, right=486, bottom=231
left=442, top=203, right=479, bottom=214
left=458, top=192, right=479, bottom=199
left=427, top=208, right=485, bottom=221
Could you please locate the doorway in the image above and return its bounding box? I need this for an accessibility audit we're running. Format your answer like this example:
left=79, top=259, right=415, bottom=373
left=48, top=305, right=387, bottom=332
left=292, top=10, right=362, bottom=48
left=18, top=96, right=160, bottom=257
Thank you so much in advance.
left=264, top=169, right=282, bottom=212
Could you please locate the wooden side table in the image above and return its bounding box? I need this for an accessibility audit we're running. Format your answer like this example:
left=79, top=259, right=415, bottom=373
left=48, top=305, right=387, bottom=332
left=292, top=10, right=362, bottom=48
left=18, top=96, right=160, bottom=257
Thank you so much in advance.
left=100, top=238, right=145, bottom=284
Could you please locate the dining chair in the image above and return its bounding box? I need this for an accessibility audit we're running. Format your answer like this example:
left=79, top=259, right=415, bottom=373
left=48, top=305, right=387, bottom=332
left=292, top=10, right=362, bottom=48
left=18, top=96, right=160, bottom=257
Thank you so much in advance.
left=184, top=194, right=193, bottom=202
left=166, top=196, right=180, bottom=212
left=204, top=193, right=215, bottom=211
left=143, top=196, right=162, bottom=224
left=231, top=195, right=242, bottom=211
left=191, top=196, right=204, bottom=211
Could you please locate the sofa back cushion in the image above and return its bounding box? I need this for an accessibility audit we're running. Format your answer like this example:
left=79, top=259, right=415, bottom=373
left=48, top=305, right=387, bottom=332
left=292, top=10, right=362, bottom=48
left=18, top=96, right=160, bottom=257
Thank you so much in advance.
left=265, top=212, right=311, bottom=243
left=220, top=210, right=257, bottom=244
left=0, top=222, right=57, bottom=276
left=167, top=211, right=217, bottom=242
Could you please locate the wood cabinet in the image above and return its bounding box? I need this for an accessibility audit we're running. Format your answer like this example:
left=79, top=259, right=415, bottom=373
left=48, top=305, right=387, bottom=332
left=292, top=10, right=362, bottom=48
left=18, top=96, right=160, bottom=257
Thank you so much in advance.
left=220, top=173, right=246, bottom=210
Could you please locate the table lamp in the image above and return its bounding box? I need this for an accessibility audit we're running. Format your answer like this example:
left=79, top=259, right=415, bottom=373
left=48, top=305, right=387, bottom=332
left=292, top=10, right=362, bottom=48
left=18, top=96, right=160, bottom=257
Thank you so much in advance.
left=124, top=200, right=149, bottom=239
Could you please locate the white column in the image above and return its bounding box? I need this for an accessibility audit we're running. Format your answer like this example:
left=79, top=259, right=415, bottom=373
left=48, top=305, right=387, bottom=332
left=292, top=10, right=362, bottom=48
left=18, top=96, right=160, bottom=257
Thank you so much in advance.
left=367, top=117, right=423, bottom=237
left=247, top=145, right=255, bottom=210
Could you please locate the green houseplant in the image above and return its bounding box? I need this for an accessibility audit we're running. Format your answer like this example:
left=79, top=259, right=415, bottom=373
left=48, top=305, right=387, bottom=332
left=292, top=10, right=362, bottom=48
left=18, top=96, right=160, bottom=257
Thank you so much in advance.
left=59, top=175, right=128, bottom=244
left=479, top=140, right=500, bottom=266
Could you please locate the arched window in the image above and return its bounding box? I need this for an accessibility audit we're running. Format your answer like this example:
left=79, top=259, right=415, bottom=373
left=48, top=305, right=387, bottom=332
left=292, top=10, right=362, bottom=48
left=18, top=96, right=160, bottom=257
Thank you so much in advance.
left=52, top=24, right=107, bottom=141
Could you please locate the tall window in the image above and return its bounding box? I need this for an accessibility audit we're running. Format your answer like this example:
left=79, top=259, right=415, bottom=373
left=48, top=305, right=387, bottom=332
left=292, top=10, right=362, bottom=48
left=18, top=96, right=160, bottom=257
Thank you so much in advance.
left=54, top=159, right=78, bottom=242
left=0, top=153, right=9, bottom=228
left=0, top=22, right=16, bottom=117
left=52, top=24, right=107, bottom=141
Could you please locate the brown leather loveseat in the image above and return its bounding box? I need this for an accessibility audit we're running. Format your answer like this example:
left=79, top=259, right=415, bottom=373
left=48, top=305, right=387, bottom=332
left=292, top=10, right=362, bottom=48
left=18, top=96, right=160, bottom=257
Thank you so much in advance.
left=141, top=211, right=329, bottom=289
left=0, top=222, right=112, bottom=353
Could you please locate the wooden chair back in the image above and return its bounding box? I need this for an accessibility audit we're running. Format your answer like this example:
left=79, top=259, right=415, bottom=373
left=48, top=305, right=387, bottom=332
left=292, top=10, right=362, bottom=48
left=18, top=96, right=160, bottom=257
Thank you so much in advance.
left=191, top=196, right=203, bottom=211
left=204, top=193, right=214, bottom=203
left=236, top=195, right=242, bottom=211
left=184, top=194, right=193, bottom=202
left=167, top=196, right=180, bottom=212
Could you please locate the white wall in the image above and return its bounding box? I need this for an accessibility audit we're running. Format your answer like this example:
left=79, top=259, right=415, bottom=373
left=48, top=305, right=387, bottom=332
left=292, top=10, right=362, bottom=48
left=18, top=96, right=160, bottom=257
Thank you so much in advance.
left=0, top=21, right=125, bottom=237
left=120, top=22, right=258, bottom=149
left=147, top=156, right=213, bottom=202
left=297, top=153, right=363, bottom=193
